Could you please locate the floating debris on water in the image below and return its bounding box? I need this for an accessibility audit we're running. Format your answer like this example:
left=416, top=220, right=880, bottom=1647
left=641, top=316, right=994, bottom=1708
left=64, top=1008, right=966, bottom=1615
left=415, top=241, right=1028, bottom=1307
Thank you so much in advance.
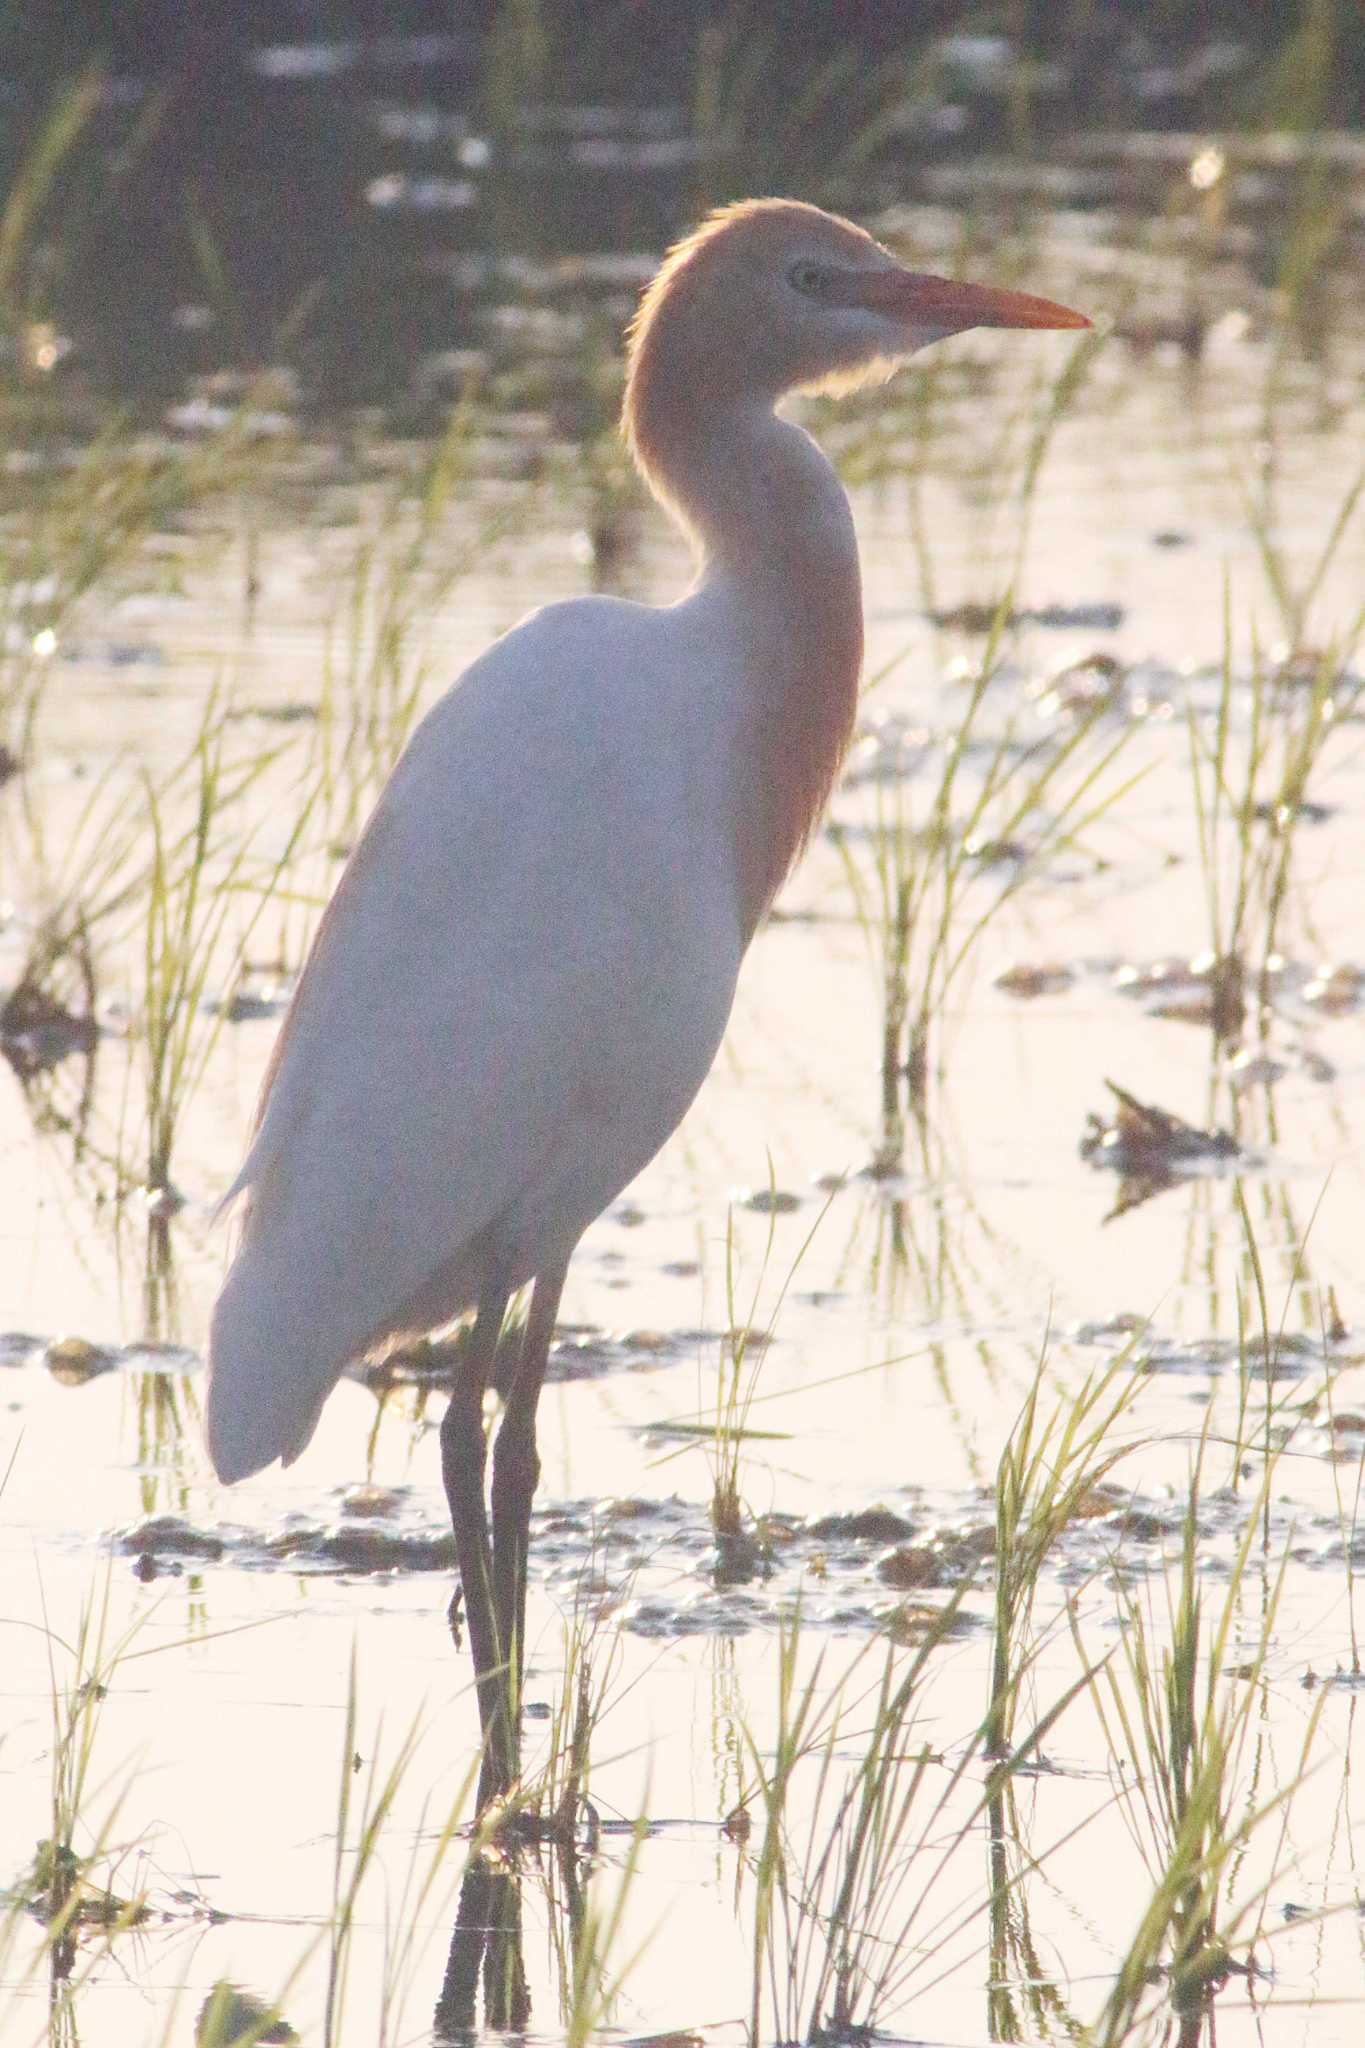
left=1302, top=963, right=1365, bottom=1016
left=1252, top=796, right=1334, bottom=829
left=808, top=1507, right=915, bottom=1544
left=197, top=1984, right=297, bottom=2046
left=734, top=1185, right=802, bottom=1215
left=928, top=598, right=1125, bottom=633
left=1030, top=650, right=1127, bottom=718
left=1081, top=1080, right=1244, bottom=1216
left=842, top=712, right=933, bottom=786
left=1113, top=950, right=1245, bottom=1035
left=994, top=960, right=1076, bottom=997
left=119, top=1341, right=199, bottom=1375
left=356, top=1319, right=692, bottom=1399
left=1072, top=1315, right=1357, bottom=1381
left=45, top=1336, right=119, bottom=1384
left=876, top=1545, right=946, bottom=1590
left=1225, top=1047, right=1287, bottom=1090
left=270, top=1523, right=457, bottom=1573
left=0, top=1332, right=46, bottom=1369
left=205, top=966, right=299, bottom=1021
left=116, top=1515, right=226, bottom=1563
left=0, top=981, right=98, bottom=1079
left=1081, top=1080, right=1242, bottom=1174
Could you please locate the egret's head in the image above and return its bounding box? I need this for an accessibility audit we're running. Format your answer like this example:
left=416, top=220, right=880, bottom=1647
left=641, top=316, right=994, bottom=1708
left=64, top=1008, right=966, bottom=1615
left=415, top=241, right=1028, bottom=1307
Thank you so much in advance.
left=625, top=197, right=1089, bottom=423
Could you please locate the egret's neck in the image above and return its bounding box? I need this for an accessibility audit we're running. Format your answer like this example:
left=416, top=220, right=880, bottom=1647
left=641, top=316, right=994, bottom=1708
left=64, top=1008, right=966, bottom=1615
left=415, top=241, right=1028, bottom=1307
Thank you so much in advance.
left=630, top=391, right=864, bottom=935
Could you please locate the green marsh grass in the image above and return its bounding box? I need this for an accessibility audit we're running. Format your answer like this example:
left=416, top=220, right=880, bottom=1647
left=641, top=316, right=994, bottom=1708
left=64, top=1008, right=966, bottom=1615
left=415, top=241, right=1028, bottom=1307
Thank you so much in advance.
left=1077, top=1457, right=1328, bottom=2046
left=559, top=1820, right=650, bottom=2048
left=836, top=643, right=1141, bottom=1133
left=306, top=398, right=523, bottom=864
left=0, top=400, right=271, bottom=790
left=1319, top=1365, right=1364, bottom=1682
left=690, top=12, right=927, bottom=213
left=322, top=1650, right=436, bottom=2048
left=986, top=1351, right=1144, bottom=1762
left=27, top=1573, right=147, bottom=1982
left=740, top=1599, right=1102, bottom=2045
left=1188, top=609, right=1365, bottom=1048
left=638, top=1193, right=822, bottom=1553
left=130, top=697, right=305, bottom=1205
left=707, top=1194, right=821, bottom=1549
left=526, top=1577, right=623, bottom=1844
left=827, top=325, right=1134, bottom=1129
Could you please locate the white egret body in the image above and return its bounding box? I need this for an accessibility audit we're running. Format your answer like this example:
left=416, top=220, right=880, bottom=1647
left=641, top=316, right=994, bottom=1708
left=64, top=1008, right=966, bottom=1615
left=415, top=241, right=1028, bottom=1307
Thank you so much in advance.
left=206, top=199, right=1087, bottom=1797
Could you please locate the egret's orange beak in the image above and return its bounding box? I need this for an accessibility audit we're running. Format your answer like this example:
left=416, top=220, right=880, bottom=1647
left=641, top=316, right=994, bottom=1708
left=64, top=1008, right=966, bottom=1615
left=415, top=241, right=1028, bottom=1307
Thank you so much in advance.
left=852, top=268, right=1091, bottom=333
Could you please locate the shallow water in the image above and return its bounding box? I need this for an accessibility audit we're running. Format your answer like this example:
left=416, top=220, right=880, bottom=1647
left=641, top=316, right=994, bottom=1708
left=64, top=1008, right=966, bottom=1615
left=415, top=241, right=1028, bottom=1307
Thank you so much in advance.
left=4, top=120, right=1365, bottom=2048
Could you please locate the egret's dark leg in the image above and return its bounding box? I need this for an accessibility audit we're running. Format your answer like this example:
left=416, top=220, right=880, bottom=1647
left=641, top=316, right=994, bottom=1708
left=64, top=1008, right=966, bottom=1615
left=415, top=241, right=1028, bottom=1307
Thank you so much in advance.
left=433, top=1857, right=494, bottom=2039
left=440, top=1280, right=511, bottom=1782
left=482, top=1865, right=530, bottom=2029
left=487, top=1261, right=567, bottom=1790
left=432, top=1857, right=529, bottom=2041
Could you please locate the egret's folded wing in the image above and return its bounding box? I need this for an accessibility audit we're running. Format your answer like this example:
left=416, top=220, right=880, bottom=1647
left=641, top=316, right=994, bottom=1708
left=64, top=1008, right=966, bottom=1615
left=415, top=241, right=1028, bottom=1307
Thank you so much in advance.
left=207, top=612, right=620, bottom=1479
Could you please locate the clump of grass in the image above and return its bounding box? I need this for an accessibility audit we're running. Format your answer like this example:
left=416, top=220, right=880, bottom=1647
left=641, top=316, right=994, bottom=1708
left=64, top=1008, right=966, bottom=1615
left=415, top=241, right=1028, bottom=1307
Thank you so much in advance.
left=826, top=315, right=1122, bottom=1125
left=741, top=1593, right=1098, bottom=2046
left=526, top=1575, right=622, bottom=1845
left=690, top=16, right=926, bottom=211
left=843, top=639, right=1139, bottom=1136
left=5, top=754, right=161, bottom=1045
left=0, top=393, right=274, bottom=788
left=131, top=691, right=308, bottom=1205
left=709, top=1201, right=781, bottom=1551
left=986, top=1349, right=1144, bottom=1760
left=560, top=1829, right=649, bottom=2048
left=1189, top=604, right=1365, bottom=1043
left=322, top=1647, right=427, bottom=2047
left=1319, top=1351, right=1365, bottom=1682
left=1077, top=1450, right=1327, bottom=2044
left=701, top=1186, right=836, bottom=1563
left=14, top=1572, right=152, bottom=1990
left=307, top=400, right=515, bottom=864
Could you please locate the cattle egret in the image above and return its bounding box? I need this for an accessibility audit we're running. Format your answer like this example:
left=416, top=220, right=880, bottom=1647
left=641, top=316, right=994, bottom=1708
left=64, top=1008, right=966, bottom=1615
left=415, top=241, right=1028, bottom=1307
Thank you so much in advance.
left=206, top=198, right=1088, bottom=1801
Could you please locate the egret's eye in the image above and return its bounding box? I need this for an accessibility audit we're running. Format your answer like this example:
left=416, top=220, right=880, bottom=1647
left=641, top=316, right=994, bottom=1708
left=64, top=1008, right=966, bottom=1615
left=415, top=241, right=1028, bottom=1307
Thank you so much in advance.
left=787, top=260, right=829, bottom=298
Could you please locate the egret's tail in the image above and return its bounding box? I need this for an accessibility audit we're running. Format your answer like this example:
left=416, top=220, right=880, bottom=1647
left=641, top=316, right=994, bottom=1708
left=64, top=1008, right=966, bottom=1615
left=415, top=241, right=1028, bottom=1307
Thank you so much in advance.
left=206, top=1251, right=333, bottom=1484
